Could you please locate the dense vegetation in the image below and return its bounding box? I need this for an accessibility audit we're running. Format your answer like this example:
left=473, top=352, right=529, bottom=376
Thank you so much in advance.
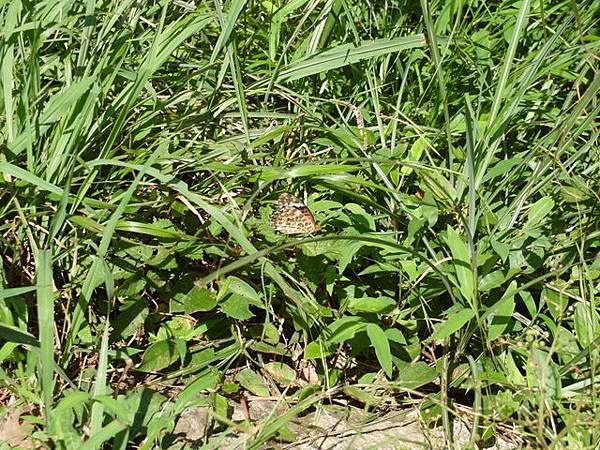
left=0, top=0, right=599, bottom=448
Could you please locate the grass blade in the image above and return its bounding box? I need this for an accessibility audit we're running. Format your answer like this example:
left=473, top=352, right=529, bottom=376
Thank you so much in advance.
left=277, top=35, right=426, bottom=81
left=36, top=249, right=55, bottom=417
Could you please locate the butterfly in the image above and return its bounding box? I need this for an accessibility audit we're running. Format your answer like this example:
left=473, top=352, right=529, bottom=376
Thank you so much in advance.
left=269, top=193, right=321, bottom=235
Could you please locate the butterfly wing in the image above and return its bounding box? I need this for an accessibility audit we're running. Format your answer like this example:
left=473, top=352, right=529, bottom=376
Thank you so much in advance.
left=270, top=194, right=320, bottom=235
left=276, top=193, right=305, bottom=208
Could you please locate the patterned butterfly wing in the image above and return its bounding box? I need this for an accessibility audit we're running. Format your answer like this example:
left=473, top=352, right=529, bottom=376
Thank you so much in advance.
left=270, top=193, right=321, bottom=235
left=276, top=192, right=306, bottom=208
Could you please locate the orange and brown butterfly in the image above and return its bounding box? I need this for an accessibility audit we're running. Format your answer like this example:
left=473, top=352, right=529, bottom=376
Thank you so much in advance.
left=269, top=193, right=321, bottom=235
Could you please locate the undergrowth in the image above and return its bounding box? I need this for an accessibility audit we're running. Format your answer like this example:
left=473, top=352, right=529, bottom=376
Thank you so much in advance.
left=0, top=0, right=599, bottom=448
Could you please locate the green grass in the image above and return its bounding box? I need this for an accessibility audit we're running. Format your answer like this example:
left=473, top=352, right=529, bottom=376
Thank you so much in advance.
left=1, top=0, right=599, bottom=448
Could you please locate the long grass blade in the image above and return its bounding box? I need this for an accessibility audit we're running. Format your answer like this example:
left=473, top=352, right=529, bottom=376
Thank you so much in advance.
left=278, top=35, right=426, bottom=81
left=36, top=250, right=55, bottom=417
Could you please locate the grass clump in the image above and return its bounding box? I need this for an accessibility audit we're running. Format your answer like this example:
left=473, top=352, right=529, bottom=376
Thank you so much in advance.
left=0, top=0, right=599, bottom=448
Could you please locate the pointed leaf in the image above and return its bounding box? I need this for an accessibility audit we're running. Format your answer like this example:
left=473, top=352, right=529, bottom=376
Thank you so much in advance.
left=446, top=226, right=474, bottom=303
left=366, top=324, right=393, bottom=378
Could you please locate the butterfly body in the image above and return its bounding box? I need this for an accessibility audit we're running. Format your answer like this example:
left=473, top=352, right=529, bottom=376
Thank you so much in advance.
left=270, top=193, right=321, bottom=235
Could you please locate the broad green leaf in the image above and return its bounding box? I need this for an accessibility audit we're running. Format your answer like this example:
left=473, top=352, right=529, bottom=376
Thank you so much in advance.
left=543, top=287, right=567, bottom=320
left=446, top=226, right=474, bottom=303
left=487, top=281, right=517, bottom=340
left=483, top=157, right=523, bottom=182
left=401, top=137, right=426, bottom=175
left=519, top=290, right=537, bottom=318
left=479, top=270, right=508, bottom=292
left=338, top=241, right=364, bottom=274
left=48, top=406, right=79, bottom=447
left=431, top=308, right=474, bottom=343
left=124, top=244, right=154, bottom=261
left=69, top=215, right=104, bottom=234
left=264, top=362, right=297, bottom=386
left=500, top=352, right=525, bottom=385
left=574, top=303, right=599, bottom=348
left=212, top=393, right=229, bottom=419
left=92, top=395, right=133, bottom=425
left=304, top=341, right=334, bottom=359
left=400, top=260, right=418, bottom=281
left=155, top=317, right=195, bottom=341
left=343, top=385, right=379, bottom=406
left=345, top=203, right=376, bottom=230
left=525, top=196, right=554, bottom=228
left=329, top=316, right=365, bottom=344
left=276, top=425, right=296, bottom=443
left=366, top=323, right=393, bottom=378
left=236, top=368, right=270, bottom=397
left=184, top=287, right=217, bottom=313
left=257, top=322, right=280, bottom=345
left=393, top=362, right=437, bottom=390
left=52, top=391, right=91, bottom=414
left=348, top=296, right=395, bottom=314
left=420, top=190, right=439, bottom=227
left=526, top=349, right=561, bottom=403
left=490, top=239, right=510, bottom=262
left=138, top=340, right=177, bottom=372
left=222, top=276, right=262, bottom=307
left=385, top=328, right=406, bottom=345
left=561, top=184, right=590, bottom=203
left=220, top=294, right=255, bottom=320
left=420, top=171, right=457, bottom=204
